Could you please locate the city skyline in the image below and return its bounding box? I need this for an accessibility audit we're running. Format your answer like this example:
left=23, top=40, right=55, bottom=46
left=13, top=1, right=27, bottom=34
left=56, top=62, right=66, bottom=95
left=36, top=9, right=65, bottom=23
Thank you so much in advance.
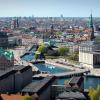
left=0, top=0, right=100, bottom=17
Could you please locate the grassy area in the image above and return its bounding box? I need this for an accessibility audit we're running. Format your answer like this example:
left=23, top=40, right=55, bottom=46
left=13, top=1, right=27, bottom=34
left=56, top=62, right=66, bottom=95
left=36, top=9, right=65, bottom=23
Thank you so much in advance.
left=45, top=56, right=60, bottom=59
left=45, top=55, right=80, bottom=65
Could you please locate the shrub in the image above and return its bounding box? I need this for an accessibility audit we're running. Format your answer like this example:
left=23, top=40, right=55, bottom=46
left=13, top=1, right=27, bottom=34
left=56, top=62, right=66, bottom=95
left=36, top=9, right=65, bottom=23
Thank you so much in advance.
left=23, top=96, right=32, bottom=100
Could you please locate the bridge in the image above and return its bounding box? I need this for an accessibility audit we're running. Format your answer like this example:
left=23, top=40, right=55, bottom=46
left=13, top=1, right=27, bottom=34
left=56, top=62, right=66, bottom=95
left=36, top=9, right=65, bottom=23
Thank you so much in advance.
left=53, top=69, right=90, bottom=78
left=32, top=69, right=90, bottom=79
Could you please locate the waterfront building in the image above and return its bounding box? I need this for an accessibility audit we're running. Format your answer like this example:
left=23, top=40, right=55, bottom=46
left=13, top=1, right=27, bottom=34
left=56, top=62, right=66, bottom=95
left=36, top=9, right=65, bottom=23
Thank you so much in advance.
left=79, top=37, right=100, bottom=69
left=52, top=76, right=86, bottom=100
left=0, top=48, right=14, bottom=70
left=0, top=32, right=8, bottom=48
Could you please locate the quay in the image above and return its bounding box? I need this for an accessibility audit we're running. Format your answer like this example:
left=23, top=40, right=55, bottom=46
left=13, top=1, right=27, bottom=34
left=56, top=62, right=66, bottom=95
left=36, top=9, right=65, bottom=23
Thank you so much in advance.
left=30, top=60, right=45, bottom=64
left=53, top=69, right=90, bottom=78
left=33, top=69, right=90, bottom=79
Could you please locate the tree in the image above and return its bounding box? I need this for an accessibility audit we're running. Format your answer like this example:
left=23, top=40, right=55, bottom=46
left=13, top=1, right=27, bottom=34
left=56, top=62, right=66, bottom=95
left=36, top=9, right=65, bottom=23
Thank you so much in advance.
left=88, top=86, right=100, bottom=100
left=64, top=80, right=69, bottom=85
left=37, top=44, right=47, bottom=54
left=58, top=46, right=69, bottom=56
left=68, top=52, right=79, bottom=61
left=55, top=32, right=62, bottom=37
left=35, top=53, right=39, bottom=60
left=23, top=96, right=32, bottom=100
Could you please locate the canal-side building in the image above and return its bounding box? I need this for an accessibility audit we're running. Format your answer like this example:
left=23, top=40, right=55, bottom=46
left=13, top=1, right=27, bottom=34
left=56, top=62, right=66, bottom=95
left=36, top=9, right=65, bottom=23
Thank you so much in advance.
left=55, top=76, right=86, bottom=100
left=79, top=37, right=100, bottom=69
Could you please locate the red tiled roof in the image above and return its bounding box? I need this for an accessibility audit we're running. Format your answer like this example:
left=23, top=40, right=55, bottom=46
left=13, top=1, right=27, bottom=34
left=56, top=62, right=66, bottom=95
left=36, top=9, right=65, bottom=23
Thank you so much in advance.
left=0, top=94, right=23, bottom=100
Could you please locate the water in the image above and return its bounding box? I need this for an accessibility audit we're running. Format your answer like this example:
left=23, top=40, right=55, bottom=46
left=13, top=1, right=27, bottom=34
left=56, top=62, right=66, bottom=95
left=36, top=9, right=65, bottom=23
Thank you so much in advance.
left=21, top=53, right=34, bottom=61
left=57, top=77, right=100, bottom=89
left=21, top=50, right=100, bottom=89
left=34, top=63, right=70, bottom=74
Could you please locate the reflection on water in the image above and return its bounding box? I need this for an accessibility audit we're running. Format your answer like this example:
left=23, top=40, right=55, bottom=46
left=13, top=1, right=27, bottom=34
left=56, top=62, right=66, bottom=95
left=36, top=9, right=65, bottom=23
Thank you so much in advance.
left=34, top=63, right=70, bottom=74
left=57, top=77, right=100, bottom=89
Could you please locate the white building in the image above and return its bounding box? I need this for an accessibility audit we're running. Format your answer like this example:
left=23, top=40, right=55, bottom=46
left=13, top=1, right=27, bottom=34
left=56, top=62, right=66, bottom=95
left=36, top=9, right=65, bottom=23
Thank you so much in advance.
left=79, top=38, right=100, bottom=69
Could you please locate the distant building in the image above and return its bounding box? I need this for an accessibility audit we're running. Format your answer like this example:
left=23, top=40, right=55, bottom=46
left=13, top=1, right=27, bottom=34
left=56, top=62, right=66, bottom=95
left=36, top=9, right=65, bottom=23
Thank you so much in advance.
left=11, top=18, right=19, bottom=29
left=89, top=14, right=95, bottom=40
left=0, top=48, right=14, bottom=70
left=0, top=32, right=8, bottom=48
left=8, top=35, right=22, bottom=47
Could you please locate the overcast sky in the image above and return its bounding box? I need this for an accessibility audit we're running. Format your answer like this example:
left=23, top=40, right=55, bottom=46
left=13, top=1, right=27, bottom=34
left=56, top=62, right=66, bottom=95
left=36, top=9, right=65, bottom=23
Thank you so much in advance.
left=0, top=0, right=100, bottom=17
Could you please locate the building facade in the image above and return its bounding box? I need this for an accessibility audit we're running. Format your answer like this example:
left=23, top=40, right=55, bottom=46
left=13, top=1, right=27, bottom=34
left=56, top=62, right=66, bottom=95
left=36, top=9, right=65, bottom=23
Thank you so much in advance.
left=0, top=65, right=32, bottom=93
left=0, top=32, right=8, bottom=48
left=79, top=38, right=100, bottom=69
left=0, top=48, right=14, bottom=70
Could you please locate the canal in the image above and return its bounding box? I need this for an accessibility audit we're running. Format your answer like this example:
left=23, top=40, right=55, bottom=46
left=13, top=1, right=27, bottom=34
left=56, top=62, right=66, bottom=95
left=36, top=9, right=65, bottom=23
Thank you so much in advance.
left=21, top=51, right=100, bottom=89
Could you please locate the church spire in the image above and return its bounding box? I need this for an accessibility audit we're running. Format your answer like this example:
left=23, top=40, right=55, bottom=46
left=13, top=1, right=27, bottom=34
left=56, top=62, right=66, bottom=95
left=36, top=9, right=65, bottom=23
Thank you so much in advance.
left=90, top=13, right=95, bottom=40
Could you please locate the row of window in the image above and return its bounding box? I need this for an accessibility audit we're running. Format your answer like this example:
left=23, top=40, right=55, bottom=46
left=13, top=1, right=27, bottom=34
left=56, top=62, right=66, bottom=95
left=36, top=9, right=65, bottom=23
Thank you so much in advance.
left=79, top=47, right=92, bottom=52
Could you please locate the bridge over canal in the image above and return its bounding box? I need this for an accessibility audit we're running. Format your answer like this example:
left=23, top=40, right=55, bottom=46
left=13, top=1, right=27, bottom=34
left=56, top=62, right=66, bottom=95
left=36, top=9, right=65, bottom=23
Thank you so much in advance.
left=33, top=69, right=90, bottom=79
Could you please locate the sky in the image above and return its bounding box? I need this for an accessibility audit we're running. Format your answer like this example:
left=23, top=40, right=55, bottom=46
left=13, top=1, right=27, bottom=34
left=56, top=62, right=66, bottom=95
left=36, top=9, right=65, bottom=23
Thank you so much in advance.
left=0, top=0, right=100, bottom=17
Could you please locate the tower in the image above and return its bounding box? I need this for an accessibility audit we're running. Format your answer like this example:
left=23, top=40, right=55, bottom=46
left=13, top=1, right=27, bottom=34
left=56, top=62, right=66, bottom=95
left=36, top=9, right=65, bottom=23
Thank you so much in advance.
left=89, top=13, right=95, bottom=40
left=11, top=18, right=19, bottom=29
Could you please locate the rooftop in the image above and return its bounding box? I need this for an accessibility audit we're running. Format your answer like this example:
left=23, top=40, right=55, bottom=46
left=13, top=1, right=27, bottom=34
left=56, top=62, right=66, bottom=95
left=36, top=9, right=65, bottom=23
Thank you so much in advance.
left=69, top=76, right=84, bottom=87
left=14, top=65, right=32, bottom=73
left=0, top=94, right=23, bottom=100
left=0, top=65, right=31, bottom=80
left=21, top=76, right=56, bottom=95
left=56, top=91, right=86, bottom=100
left=0, top=48, right=14, bottom=60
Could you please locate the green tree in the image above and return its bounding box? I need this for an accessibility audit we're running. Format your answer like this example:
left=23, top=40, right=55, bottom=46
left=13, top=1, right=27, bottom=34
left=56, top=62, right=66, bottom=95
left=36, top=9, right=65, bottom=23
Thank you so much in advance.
left=68, top=52, right=79, bottom=61
left=55, top=32, right=62, bottom=37
left=35, top=53, right=39, bottom=60
left=37, top=44, right=47, bottom=54
left=34, top=51, right=41, bottom=60
left=88, top=86, right=100, bottom=100
left=23, top=96, right=32, bottom=100
left=64, top=80, right=69, bottom=85
left=58, top=46, right=69, bottom=56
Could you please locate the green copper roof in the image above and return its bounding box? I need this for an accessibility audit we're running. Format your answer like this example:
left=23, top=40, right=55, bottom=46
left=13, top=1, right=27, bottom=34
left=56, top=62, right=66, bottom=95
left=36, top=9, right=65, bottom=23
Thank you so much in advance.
left=87, top=14, right=94, bottom=28
left=0, top=48, right=14, bottom=60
